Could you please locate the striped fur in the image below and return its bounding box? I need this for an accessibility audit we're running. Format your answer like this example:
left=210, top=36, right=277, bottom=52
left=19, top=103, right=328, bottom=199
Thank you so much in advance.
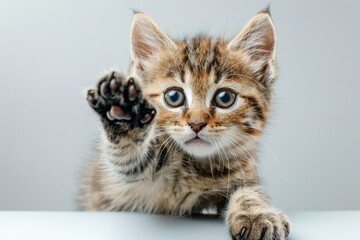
left=82, top=10, right=290, bottom=240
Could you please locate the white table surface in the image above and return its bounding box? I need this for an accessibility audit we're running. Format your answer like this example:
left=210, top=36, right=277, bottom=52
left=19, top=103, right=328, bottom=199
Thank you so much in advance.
left=0, top=211, right=359, bottom=239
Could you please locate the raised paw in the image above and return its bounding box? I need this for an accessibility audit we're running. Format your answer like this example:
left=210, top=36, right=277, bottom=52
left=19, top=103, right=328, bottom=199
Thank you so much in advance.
left=228, top=210, right=290, bottom=240
left=86, top=71, right=156, bottom=136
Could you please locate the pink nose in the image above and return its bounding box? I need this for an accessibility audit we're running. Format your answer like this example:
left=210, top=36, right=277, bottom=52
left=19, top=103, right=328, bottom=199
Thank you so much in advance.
left=188, top=122, right=207, bottom=133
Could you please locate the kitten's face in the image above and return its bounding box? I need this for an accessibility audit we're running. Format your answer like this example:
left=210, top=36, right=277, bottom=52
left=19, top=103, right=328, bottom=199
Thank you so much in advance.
left=130, top=12, right=276, bottom=158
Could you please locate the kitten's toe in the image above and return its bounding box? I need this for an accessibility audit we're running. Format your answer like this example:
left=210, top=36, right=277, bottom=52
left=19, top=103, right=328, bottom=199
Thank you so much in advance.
left=234, top=227, right=247, bottom=240
left=229, top=214, right=251, bottom=240
left=109, top=78, right=119, bottom=95
left=140, top=109, right=156, bottom=124
left=126, top=77, right=140, bottom=102
left=87, top=89, right=98, bottom=107
left=99, top=79, right=109, bottom=98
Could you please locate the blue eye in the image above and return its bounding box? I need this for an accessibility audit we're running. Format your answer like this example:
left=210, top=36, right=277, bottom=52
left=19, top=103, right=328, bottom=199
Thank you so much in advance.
left=214, top=89, right=236, bottom=108
left=164, top=88, right=185, bottom=108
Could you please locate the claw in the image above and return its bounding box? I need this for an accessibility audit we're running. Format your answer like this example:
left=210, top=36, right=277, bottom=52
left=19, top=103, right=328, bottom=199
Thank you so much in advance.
left=260, top=227, right=267, bottom=240
left=234, top=227, right=247, bottom=240
left=240, top=227, right=246, bottom=237
left=235, top=235, right=242, bottom=240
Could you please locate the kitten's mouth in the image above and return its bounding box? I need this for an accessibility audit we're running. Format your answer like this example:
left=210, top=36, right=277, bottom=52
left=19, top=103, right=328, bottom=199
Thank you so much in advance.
left=184, top=136, right=210, bottom=145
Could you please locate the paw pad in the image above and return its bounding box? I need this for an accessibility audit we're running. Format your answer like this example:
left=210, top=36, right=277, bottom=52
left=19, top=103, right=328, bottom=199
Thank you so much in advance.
left=87, top=71, right=156, bottom=128
left=107, top=106, right=131, bottom=121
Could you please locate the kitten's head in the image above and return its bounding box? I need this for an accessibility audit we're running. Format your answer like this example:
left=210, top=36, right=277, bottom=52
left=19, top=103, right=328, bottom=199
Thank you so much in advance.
left=129, top=10, right=277, bottom=158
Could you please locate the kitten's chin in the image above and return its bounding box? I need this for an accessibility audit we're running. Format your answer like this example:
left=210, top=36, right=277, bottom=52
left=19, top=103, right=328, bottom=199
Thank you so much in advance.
left=182, top=139, right=217, bottom=158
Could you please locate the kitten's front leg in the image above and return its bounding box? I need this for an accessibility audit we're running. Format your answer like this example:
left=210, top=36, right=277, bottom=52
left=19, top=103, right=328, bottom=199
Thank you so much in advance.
left=226, top=187, right=290, bottom=240
left=86, top=70, right=156, bottom=169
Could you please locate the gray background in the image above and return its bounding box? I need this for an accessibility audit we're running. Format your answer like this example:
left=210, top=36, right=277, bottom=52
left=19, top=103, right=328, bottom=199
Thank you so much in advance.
left=0, top=0, right=359, bottom=211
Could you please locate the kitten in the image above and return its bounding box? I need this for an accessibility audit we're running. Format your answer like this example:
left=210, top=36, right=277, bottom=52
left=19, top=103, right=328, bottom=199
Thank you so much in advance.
left=82, top=9, right=290, bottom=240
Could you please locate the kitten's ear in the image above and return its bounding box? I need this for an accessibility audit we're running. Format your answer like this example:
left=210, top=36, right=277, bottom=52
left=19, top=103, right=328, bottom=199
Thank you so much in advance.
left=227, top=10, right=276, bottom=80
left=130, top=12, right=177, bottom=61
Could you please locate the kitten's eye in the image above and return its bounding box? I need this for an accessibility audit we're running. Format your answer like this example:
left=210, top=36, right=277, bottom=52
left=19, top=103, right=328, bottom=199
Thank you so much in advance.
left=213, top=89, right=236, bottom=108
left=164, top=88, right=186, bottom=108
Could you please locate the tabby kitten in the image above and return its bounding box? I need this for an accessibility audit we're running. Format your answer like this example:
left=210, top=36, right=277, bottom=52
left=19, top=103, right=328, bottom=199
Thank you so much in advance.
left=82, top=9, right=290, bottom=240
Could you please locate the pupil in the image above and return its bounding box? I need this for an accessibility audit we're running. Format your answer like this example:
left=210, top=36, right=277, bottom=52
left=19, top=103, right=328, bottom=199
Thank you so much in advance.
left=169, top=91, right=179, bottom=102
left=219, top=92, right=230, bottom=103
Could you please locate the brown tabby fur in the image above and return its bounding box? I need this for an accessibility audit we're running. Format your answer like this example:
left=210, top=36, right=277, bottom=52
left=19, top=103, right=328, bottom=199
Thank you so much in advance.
left=82, top=9, right=290, bottom=240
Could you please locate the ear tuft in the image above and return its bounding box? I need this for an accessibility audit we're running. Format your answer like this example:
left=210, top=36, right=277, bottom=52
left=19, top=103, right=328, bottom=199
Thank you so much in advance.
left=258, top=5, right=271, bottom=16
left=130, top=13, right=176, bottom=61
